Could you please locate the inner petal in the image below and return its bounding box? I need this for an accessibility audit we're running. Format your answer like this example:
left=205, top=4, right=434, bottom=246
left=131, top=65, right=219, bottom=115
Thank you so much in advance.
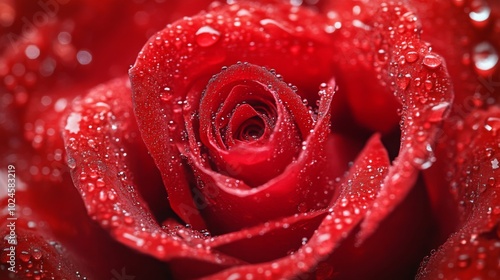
left=198, top=64, right=306, bottom=188
left=216, top=84, right=277, bottom=148
left=225, top=104, right=272, bottom=147
left=236, top=116, right=265, bottom=141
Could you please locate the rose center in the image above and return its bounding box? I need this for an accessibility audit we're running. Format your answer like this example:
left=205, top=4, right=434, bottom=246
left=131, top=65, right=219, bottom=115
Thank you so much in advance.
left=237, top=116, right=265, bottom=141
left=217, top=84, right=277, bottom=148
left=198, top=64, right=307, bottom=188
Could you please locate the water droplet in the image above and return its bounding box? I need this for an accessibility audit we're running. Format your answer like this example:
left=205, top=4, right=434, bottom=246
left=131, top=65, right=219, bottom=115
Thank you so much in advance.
left=122, top=232, right=145, bottom=247
left=376, top=49, right=388, bottom=62
left=413, top=156, right=434, bottom=170
left=54, top=98, right=68, bottom=112
left=93, top=102, right=110, bottom=112
left=428, top=102, right=450, bottom=122
left=488, top=177, right=496, bottom=187
left=424, top=79, right=433, bottom=90
left=301, top=237, right=308, bottom=245
left=96, top=178, right=105, bottom=188
left=457, top=254, right=471, bottom=268
left=65, top=112, right=82, bottom=134
left=410, top=144, right=436, bottom=170
left=422, top=54, right=442, bottom=69
left=20, top=251, right=31, bottom=262
left=195, top=26, right=220, bottom=47
left=469, top=4, right=491, bottom=28
left=405, top=51, right=419, bottom=63
left=227, top=273, right=242, bottom=280
left=472, top=41, right=498, bottom=76
left=99, top=190, right=107, bottom=201
left=491, top=158, right=499, bottom=170
left=168, top=120, right=177, bottom=132
left=66, top=157, right=76, bottom=169
left=259, top=19, right=292, bottom=34
left=414, top=78, right=421, bottom=87
left=25, top=45, right=40, bottom=59
left=297, top=202, right=308, bottom=213
left=397, top=73, right=411, bottom=89
left=87, top=139, right=97, bottom=149
left=87, top=182, right=95, bottom=192
left=484, top=117, right=500, bottom=134
left=32, top=249, right=42, bottom=260
left=58, top=31, right=72, bottom=44
left=76, top=50, right=93, bottom=65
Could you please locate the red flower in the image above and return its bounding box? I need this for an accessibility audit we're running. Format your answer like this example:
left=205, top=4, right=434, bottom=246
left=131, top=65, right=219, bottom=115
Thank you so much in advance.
left=1, top=0, right=499, bottom=279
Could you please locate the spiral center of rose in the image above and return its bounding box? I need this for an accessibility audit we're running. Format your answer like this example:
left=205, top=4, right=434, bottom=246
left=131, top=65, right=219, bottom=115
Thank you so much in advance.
left=236, top=115, right=265, bottom=141
left=217, top=86, right=278, bottom=148
left=198, top=64, right=305, bottom=187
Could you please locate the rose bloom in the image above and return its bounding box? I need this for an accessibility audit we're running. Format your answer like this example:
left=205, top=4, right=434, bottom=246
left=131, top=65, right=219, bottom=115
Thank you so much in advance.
left=1, top=0, right=499, bottom=279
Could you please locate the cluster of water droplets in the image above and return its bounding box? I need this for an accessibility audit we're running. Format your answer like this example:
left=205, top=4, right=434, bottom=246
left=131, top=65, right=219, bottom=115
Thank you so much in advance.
left=451, top=0, right=499, bottom=77
left=1, top=26, right=94, bottom=106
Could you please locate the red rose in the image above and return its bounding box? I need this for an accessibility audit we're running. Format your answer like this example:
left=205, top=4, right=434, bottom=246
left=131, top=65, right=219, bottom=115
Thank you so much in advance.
left=1, top=0, right=499, bottom=279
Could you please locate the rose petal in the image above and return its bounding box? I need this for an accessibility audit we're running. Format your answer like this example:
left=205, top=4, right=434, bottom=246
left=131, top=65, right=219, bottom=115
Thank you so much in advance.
left=418, top=106, right=500, bottom=279
left=409, top=0, right=500, bottom=107
left=209, top=211, right=327, bottom=263
left=0, top=187, right=172, bottom=279
left=318, top=0, right=401, bottom=134
left=0, top=215, right=86, bottom=279
left=61, top=77, right=247, bottom=269
left=323, top=1, right=453, bottom=242
left=204, top=134, right=390, bottom=279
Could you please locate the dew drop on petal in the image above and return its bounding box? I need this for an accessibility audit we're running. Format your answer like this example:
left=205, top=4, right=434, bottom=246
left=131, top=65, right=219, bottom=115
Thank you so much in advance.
left=472, top=41, right=498, bottom=76
left=54, top=98, right=68, bottom=112
left=76, top=50, right=93, bottom=65
left=491, top=158, right=499, bottom=170
left=25, top=45, right=40, bottom=60
left=259, top=19, right=292, bottom=34
left=422, top=54, right=442, bottom=69
left=122, top=232, right=145, bottom=247
left=227, top=273, right=241, bottom=280
left=65, top=112, right=82, bottom=134
left=488, top=177, right=496, bottom=187
left=19, top=251, right=30, bottom=262
left=405, top=51, right=419, bottom=63
left=195, top=26, right=221, bottom=47
left=66, top=157, right=76, bottom=169
left=457, top=254, right=471, bottom=268
left=428, top=102, right=450, bottom=123
left=469, top=4, right=491, bottom=28
left=31, top=249, right=42, bottom=260
left=99, top=190, right=107, bottom=202
left=410, top=144, right=436, bottom=170
left=424, top=79, right=433, bottom=90
left=397, top=73, right=412, bottom=89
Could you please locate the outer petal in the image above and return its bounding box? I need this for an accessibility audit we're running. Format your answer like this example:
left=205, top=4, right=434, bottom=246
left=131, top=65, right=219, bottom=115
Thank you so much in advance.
left=204, top=134, right=390, bottom=279
left=0, top=200, right=88, bottom=279
left=60, top=77, right=245, bottom=270
left=409, top=0, right=500, bottom=107
left=0, top=176, right=171, bottom=279
left=322, top=0, right=454, bottom=242
left=415, top=0, right=500, bottom=240
left=419, top=106, right=500, bottom=279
